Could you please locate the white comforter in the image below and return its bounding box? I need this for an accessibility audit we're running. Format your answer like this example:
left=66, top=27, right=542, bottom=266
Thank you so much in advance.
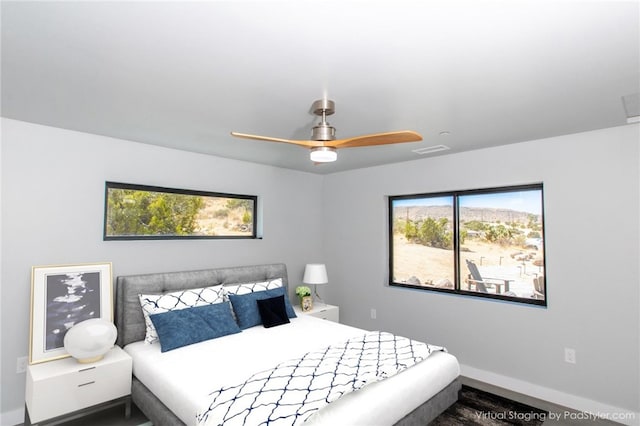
left=125, top=315, right=459, bottom=426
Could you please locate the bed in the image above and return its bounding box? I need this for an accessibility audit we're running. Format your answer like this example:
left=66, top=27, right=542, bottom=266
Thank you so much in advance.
left=115, top=263, right=460, bottom=426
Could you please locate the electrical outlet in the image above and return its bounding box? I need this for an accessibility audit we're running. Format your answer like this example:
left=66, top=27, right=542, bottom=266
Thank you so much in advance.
left=370, top=308, right=377, bottom=319
left=564, top=348, right=576, bottom=364
left=16, top=356, right=28, bottom=373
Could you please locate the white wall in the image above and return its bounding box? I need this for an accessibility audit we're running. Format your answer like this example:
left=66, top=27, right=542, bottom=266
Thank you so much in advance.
left=0, top=119, right=324, bottom=420
left=322, top=124, right=640, bottom=418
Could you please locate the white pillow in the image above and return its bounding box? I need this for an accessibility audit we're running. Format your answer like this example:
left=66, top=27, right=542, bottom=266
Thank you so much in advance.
left=139, top=284, right=226, bottom=344
left=223, top=278, right=283, bottom=297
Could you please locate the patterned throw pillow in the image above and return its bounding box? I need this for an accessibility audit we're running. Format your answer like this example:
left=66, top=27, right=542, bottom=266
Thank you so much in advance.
left=139, top=285, right=226, bottom=344
left=223, top=278, right=283, bottom=297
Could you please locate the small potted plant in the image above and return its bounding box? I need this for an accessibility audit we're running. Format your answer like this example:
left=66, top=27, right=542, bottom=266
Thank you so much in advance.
left=295, top=286, right=313, bottom=312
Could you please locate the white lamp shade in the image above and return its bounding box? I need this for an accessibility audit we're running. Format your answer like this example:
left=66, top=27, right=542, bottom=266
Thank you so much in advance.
left=303, top=264, right=328, bottom=285
left=63, top=318, right=117, bottom=363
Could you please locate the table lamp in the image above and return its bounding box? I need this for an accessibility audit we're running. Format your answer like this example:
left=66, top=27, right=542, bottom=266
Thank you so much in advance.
left=303, top=263, right=328, bottom=305
left=63, top=318, right=117, bottom=363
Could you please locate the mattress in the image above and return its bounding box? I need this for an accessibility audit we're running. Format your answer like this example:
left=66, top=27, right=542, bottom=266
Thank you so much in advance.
left=124, top=315, right=459, bottom=426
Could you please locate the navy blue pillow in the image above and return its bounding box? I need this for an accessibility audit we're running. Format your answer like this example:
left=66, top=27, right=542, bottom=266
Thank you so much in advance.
left=228, top=287, right=296, bottom=329
left=149, top=302, right=241, bottom=352
left=257, top=295, right=290, bottom=328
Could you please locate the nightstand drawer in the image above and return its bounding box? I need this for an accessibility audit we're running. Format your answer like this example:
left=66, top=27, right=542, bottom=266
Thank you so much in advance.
left=294, top=303, right=339, bottom=323
left=71, top=365, right=99, bottom=386
left=26, top=346, right=132, bottom=423
left=310, top=307, right=339, bottom=322
left=69, top=361, right=130, bottom=408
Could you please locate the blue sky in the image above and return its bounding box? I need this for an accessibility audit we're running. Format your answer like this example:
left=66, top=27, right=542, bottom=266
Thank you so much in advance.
left=460, top=191, right=542, bottom=215
left=394, top=196, right=453, bottom=208
left=393, top=190, right=542, bottom=215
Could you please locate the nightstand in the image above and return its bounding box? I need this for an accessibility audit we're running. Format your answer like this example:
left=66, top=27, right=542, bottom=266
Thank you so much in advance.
left=25, top=345, right=132, bottom=425
left=294, top=303, right=339, bottom=323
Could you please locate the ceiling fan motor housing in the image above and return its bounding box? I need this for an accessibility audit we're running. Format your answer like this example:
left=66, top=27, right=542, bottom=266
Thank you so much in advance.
left=311, top=99, right=337, bottom=141
left=311, top=123, right=336, bottom=141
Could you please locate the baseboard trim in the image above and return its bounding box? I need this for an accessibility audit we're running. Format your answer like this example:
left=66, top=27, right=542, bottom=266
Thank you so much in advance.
left=2, top=406, right=24, bottom=426
left=460, top=364, right=639, bottom=426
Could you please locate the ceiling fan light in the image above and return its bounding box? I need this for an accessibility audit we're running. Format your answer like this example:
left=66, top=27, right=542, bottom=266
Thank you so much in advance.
left=310, top=147, right=337, bottom=163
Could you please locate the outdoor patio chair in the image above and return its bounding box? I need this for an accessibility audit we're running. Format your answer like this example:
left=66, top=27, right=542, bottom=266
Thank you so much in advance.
left=533, top=275, right=545, bottom=299
left=464, top=259, right=512, bottom=294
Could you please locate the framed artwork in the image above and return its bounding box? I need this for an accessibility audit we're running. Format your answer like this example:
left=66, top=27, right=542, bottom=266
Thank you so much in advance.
left=301, top=295, right=313, bottom=312
left=29, top=262, right=113, bottom=364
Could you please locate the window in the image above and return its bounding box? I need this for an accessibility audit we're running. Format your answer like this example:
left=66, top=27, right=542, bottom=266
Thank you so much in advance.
left=104, top=182, right=257, bottom=240
left=389, top=184, right=546, bottom=306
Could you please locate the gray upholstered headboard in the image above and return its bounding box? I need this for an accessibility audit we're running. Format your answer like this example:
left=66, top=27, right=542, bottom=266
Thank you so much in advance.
left=115, top=263, right=289, bottom=347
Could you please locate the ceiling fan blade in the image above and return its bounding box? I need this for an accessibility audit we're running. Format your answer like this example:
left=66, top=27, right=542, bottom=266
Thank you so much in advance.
left=327, top=130, right=423, bottom=148
left=230, top=132, right=317, bottom=148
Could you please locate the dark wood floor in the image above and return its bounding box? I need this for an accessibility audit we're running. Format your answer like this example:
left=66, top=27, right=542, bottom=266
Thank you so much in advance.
left=61, top=404, right=149, bottom=426
left=27, top=404, right=150, bottom=426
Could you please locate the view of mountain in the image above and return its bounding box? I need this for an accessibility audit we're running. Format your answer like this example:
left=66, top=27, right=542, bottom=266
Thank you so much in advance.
left=393, top=205, right=541, bottom=224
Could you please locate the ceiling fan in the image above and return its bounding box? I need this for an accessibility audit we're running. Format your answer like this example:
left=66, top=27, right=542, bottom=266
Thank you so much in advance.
left=231, top=99, right=423, bottom=163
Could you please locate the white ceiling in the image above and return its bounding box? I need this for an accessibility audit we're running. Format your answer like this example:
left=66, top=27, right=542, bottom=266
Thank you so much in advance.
left=2, top=1, right=639, bottom=174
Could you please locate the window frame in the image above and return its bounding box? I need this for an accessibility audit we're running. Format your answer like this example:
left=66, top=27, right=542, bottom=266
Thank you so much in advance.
left=103, top=181, right=258, bottom=241
left=388, top=183, right=546, bottom=306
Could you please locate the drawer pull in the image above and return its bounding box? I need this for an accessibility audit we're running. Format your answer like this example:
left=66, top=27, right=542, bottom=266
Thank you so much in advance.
left=78, top=381, right=95, bottom=387
left=79, top=366, right=96, bottom=373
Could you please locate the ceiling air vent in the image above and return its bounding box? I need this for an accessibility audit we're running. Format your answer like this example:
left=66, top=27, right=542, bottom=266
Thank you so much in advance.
left=412, top=145, right=450, bottom=155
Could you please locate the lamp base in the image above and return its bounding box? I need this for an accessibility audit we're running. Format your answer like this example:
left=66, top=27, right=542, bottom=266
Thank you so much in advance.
left=314, top=285, right=326, bottom=306
left=75, top=354, right=105, bottom=364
